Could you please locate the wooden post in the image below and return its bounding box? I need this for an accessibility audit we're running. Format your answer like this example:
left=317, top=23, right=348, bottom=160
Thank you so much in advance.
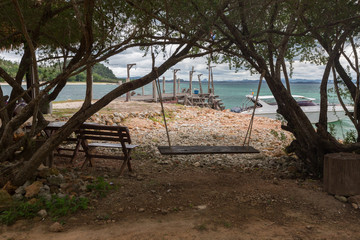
left=152, top=80, right=157, bottom=102
left=207, top=62, right=211, bottom=93
left=189, top=66, right=195, bottom=97
left=126, top=63, right=136, bottom=102
left=177, top=77, right=180, bottom=94
left=210, top=66, right=216, bottom=95
left=173, top=69, right=180, bottom=99
left=162, top=76, right=166, bottom=93
left=197, top=74, right=203, bottom=94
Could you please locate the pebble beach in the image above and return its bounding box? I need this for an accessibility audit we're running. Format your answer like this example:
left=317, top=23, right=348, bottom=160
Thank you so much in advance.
left=52, top=100, right=297, bottom=172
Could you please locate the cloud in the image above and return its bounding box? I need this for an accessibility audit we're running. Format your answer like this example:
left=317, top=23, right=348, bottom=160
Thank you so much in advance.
left=0, top=48, right=335, bottom=81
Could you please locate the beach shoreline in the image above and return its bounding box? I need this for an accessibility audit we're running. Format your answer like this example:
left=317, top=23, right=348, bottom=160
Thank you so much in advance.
left=51, top=100, right=292, bottom=159
left=0, top=81, right=118, bottom=86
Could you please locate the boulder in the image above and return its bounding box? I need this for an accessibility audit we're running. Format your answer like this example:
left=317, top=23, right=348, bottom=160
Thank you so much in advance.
left=0, top=189, right=12, bottom=210
left=25, top=181, right=43, bottom=198
left=49, top=222, right=64, bottom=232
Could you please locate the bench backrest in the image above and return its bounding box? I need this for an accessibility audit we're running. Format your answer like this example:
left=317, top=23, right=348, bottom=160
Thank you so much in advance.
left=78, top=123, right=132, bottom=145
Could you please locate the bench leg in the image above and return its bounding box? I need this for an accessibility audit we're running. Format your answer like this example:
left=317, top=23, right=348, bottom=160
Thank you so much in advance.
left=119, top=158, right=129, bottom=175
left=127, top=157, right=132, bottom=172
left=81, top=156, right=93, bottom=168
left=70, top=139, right=82, bottom=163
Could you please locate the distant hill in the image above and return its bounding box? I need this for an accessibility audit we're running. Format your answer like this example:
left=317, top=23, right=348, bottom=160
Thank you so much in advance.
left=0, top=59, right=123, bottom=83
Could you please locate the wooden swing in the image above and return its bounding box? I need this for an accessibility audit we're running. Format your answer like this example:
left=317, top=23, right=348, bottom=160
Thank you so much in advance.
left=155, top=67, right=264, bottom=156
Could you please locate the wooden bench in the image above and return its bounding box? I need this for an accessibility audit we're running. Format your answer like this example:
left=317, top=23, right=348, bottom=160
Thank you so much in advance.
left=77, top=123, right=138, bottom=174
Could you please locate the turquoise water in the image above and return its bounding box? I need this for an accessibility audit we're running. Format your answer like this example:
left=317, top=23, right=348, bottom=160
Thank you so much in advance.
left=1, top=81, right=355, bottom=139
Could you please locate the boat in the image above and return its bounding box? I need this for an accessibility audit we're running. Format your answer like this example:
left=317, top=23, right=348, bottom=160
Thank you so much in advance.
left=231, top=95, right=352, bottom=123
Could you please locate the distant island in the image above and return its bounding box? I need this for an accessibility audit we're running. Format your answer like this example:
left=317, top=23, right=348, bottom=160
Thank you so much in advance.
left=0, top=59, right=125, bottom=83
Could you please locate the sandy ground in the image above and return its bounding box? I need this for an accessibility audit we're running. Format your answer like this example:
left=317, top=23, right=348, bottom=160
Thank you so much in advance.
left=1, top=100, right=360, bottom=240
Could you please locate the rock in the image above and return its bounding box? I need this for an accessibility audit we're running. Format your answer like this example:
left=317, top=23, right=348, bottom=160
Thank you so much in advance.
left=12, top=193, right=24, bottom=201
left=57, top=193, right=67, bottom=199
left=334, top=195, right=348, bottom=203
left=48, top=174, right=64, bottom=186
left=193, top=162, right=201, bottom=167
left=15, top=186, right=26, bottom=195
left=351, top=203, right=358, bottom=209
left=38, top=191, right=52, bottom=201
left=138, top=208, right=145, bottom=212
left=0, top=189, right=12, bottom=210
left=348, top=195, right=360, bottom=205
left=23, top=180, right=32, bottom=188
left=37, top=164, right=48, bottom=171
left=113, top=117, right=121, bottom=123
left=38, top=209, right=47, bottom=218
left=27, top=198, right=38, bottom=205
left=196, top=205, right=207, bottom=210
left=25, top=181, right=43, bottom=198
left=49, top=222, right=64, bottom=232
left=2, top=181, right=17, bottom=193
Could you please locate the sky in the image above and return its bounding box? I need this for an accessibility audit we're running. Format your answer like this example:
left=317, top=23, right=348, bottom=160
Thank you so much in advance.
left=0, top=48, right=326, bottom=81
left=105, top=47, right=326, bottom=81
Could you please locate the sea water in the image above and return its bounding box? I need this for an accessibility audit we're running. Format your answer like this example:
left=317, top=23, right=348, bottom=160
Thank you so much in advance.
left=1, top=81, right=355, bottom=139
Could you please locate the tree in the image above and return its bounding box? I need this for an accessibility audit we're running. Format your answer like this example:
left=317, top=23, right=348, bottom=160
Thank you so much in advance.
left=147, top=0, right=360, bottom=176
left=213, top=0, right=360, bottom=175
left=0, top=0, right=214, bottom=186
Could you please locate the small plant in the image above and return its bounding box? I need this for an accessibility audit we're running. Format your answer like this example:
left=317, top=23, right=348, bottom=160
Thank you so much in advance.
left=328, top=124, right=336, bottom=137
left=223, top=221, right=232, bottom=228
left=194, top=223, right=208, bottom=231
left=0, top=200, right=42, bottom=225
left=270, top=129, right=287, bottom=142
left=45, top=196, right=88, bottom=219
left=270, top=129, right=279, bottom=138
left=0, top=195, right=88, bottom=225
left=86, top=177, right=114, bottom=198
left=344, top=130, right=357, bottom=144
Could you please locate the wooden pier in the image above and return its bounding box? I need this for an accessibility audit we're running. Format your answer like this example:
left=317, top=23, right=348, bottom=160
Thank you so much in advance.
left=117, top=65, right=225, bottom=110
left=117, top=92, right=225, bottom=110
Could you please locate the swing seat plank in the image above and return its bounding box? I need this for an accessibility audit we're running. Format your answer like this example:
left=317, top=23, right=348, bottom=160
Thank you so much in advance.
left=158, top=145, right=259, bottom=155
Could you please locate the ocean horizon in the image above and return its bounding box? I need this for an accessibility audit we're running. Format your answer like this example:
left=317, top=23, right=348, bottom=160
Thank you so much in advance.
left=1, top=80, right=355, bottom=139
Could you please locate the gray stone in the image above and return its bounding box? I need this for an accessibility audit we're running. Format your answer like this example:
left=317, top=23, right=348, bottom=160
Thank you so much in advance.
left=23, top=180, right=32, bottom=188
left=57, top=193, right=67, bottom=199
left=351, top=203, right=358, bottom=209
left=348, top=195, right=360, bottom=205
left=48, top=174, right=64, bottom=186
left=196, top=205, right=207, bottom=210
left=12, top=193, right=24, bottom=201
left=38, top=209, right=47, bottom=218
left=15, top=186, right=26, bottom=195
left=193, top=162, right=200, bottom=167
left=38, top=191, right=52, bottom=201
left=49, top=222, right=64, bottom=232
left=335, top=195, right=348, bottom=203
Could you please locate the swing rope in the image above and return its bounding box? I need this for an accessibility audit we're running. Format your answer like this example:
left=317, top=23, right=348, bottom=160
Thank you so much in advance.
left=154, top=69, right=172, bottom=147
left=243, top=70, right=266, bottom=146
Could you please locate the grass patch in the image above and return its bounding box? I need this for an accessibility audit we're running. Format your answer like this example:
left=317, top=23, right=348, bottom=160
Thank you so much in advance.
left=52, top=108, right=78, bottom=117
left=86, top=177, right=114, bottom=198
left=0, top=196, right=88, bottom=225
left=194, top=223, right=208, bottom=231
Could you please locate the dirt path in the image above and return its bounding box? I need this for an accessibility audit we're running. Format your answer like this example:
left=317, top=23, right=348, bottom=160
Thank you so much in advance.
left=3, top=101, right=359, bottom=239
left=1, top=160, right=359, bottom=240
